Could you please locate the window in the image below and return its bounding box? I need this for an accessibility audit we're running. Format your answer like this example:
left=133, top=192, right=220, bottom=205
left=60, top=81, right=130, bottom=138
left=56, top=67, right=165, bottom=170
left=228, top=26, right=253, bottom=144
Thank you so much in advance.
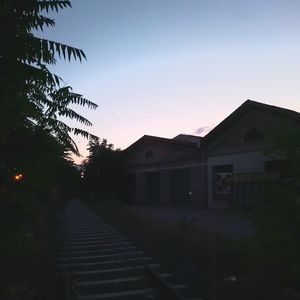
left=145, top=150, right=154, bottom=161
left=213, top=165, right=233, bottom=198
left=244, top=129, right=264, bottom=143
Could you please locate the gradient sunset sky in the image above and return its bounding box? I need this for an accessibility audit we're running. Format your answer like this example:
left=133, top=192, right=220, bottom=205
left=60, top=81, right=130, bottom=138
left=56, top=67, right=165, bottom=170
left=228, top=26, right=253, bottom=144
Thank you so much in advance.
left=41, top=0, right=300, bottom=162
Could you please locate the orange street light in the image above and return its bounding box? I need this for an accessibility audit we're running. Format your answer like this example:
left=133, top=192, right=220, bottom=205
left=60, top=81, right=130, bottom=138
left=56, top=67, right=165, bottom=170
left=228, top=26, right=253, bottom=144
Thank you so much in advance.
left=14, top=174, right=23, bottom=181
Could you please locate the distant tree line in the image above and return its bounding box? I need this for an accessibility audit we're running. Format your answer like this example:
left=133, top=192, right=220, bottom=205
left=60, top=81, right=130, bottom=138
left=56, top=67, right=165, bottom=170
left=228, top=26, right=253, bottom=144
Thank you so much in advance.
left=82, top=138, right=123, bottom=200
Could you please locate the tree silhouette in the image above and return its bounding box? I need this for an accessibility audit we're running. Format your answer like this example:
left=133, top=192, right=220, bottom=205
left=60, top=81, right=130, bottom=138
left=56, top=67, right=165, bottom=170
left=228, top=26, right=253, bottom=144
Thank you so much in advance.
left=82, top=138, right=123, bottom=199
left=0, top=3, right=99, bottom=297
left=0, top=0, right=98, bottom=155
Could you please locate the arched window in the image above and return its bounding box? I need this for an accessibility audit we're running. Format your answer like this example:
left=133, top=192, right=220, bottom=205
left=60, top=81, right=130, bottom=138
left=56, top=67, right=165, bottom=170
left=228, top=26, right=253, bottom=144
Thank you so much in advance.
left=145, top=150, right=154, bottom=161
left=244, top=129, right=264, bottom=143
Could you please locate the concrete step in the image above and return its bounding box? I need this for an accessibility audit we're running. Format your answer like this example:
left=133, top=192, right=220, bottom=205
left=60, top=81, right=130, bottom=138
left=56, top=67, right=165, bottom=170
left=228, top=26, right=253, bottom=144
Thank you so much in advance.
left=57, top=251, right=144, bottom=263
left=73, top=264, right=160, bottom=281
left=59, top=246, right=137, bottom=257
left=78, top=288, right=156, bottom=300
left=61, top=239, right=130, bottom=251
left=57, top=256, right=152, bottom=271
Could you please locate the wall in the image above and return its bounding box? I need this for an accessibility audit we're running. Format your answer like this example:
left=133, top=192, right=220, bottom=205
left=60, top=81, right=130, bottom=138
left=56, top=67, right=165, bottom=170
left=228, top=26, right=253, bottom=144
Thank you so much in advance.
left=130, top=164, right=207, bottom=207
left=207, top=151, right=273, bottom=209
left=190, top=165, right=208, bottom=208
left=125, top=140, right=200, bottom=167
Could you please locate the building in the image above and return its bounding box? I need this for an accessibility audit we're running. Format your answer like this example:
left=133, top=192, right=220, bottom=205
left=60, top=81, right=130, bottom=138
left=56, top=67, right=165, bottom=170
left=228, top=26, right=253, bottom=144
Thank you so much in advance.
left=123, top=100, right=299, bottom=209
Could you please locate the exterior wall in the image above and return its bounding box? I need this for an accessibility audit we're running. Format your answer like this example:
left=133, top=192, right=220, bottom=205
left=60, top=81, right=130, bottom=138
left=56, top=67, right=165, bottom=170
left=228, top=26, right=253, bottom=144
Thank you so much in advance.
left=207, top=151, right=273, bottom=209
left=205, top=109, right=289, bottom=209
left=190, top=165, right=207, bottom=208
left=205, top=110, right=284, bottom=156
left=129, top=163, right=207, bottom=207
left=132, top=149, right=278, bottom=209
left=134, top=172, right=146, bottom=204
left=123, top=174, right=136, bottom=204
left=160, top=170, right=171, bottom=204
left=125, top=142, right=198, bottom=166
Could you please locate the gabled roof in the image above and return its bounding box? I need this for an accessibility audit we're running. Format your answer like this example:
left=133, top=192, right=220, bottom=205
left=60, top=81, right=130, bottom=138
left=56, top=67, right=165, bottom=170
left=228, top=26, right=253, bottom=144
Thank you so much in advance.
left=173, top=134, right=202, bottom=144
left=203, top=99, right=300, bottom=145
left=124, top=100, right=300, bottom=154
left=124, top=134, right=199, bottom=153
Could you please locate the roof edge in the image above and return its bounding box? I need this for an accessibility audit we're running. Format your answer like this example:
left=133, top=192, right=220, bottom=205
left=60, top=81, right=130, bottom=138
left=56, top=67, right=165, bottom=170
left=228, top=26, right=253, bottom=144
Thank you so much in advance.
left=124, top=134, right=200, bottom=152
left=203, top=99, right=300, bottom=144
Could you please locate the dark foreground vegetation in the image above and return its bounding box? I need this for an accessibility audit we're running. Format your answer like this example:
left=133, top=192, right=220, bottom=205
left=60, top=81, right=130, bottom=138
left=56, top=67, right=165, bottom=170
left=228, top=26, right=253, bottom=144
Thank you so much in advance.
left=81, top=137, right=123, bottom=199
left=0, top=0, right=96, bottom=298
left=85, top=189, right=300, bottom=300
left=0, top=133, right=82, bottom=299
left=0, top=191, right=65, bottom=300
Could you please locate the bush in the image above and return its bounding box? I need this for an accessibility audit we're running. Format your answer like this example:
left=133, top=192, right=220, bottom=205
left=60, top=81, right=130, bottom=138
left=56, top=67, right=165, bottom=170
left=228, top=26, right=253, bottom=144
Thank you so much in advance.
left=250, top=182, right=300, bottom=290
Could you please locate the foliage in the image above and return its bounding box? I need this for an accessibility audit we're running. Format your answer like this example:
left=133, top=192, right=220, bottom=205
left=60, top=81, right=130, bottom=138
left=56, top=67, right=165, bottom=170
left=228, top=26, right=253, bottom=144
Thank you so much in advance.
left=0, top=0, right=93, bottom=224
left=250, top=125, right=300, bottom=290
left=0, top=0, right=98, bottom=155
left=0, top=124, right=81, bottom=197
left=0, top=127, right=78, bottom=298
left=0, top=1, right=94, bottom=298
left=249, top=182, right=300, bottom=288
left=0, top=191, right=65, bottom=300
left=82, top=137, right=123, bottom=198
left=91, top=198, right=300, bottom=300
left=89, top=199, right=256, bottom=300
left=268, top=124, right=300, bottom=179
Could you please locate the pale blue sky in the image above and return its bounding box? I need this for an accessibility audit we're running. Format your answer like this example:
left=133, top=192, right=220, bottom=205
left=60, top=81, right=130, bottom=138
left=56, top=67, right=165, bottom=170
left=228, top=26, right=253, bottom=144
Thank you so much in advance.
left=41, top=0, right=300, bottom=162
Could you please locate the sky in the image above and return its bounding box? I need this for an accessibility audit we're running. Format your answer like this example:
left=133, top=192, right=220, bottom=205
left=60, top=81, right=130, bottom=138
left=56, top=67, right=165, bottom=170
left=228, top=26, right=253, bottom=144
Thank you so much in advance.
left=40, top=0, right=300, bottom=163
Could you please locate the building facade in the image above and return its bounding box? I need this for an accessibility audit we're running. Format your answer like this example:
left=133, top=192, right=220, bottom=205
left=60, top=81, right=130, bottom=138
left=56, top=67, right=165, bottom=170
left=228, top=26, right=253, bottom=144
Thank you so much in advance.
left=123, top=100, right=298, bottom=209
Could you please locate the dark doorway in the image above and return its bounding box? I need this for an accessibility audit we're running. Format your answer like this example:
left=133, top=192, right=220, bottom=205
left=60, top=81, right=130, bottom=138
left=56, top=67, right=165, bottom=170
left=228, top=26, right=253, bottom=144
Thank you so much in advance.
left=171, top=169, right=191, bottom=204
left=124, top=174, right=136, bottom=204
left=146, top=171, right=160, bottom=204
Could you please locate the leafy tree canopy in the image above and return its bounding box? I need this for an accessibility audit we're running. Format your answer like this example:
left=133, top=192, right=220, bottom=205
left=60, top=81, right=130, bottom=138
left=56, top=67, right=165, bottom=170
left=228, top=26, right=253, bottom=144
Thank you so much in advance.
left=0, top=0, right=98, bottom=156
left=82, top=137, right=123, bottom=198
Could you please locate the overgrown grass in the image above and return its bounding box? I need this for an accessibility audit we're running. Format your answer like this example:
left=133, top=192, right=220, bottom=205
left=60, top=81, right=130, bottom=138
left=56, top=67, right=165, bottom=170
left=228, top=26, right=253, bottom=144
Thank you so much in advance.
left=86, top=196, right=300, bottom=300
left=87, top=198, right=261, bottom=300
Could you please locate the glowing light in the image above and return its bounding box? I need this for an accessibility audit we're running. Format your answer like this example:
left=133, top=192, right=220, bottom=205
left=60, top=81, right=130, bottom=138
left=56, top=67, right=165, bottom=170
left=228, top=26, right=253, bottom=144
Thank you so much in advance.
left=14, top=174, right=23, bottom=181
